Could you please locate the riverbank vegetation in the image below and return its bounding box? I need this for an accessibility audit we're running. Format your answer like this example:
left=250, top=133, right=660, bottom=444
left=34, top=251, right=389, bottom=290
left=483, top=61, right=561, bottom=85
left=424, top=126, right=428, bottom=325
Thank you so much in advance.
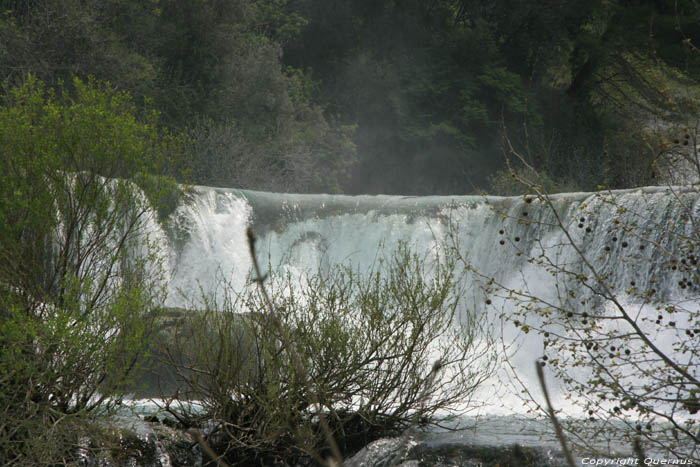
left=2, top=1, right=699, bottom=195
left=0, top=76, right=181, bottom=464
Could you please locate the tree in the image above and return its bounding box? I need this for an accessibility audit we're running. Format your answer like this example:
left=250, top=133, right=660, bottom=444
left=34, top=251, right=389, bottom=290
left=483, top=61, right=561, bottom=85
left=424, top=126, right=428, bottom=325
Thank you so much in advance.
left=0, top=75, right=181, bottom=465
left=0, top=0, right=159, bottom=101
left=0, top=0, right=357, bottom=194
left=284, top=0, right=519, bottom=194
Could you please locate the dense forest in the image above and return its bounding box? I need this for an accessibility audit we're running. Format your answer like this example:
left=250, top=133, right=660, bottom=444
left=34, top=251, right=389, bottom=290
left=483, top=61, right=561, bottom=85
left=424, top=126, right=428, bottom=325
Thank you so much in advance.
left=1, top=0, right=700, bottom=194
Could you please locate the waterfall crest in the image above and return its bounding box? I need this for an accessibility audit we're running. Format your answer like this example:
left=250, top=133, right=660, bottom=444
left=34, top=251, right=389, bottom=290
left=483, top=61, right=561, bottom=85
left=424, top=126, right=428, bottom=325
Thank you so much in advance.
left=162, top=185, right=700, bottom=310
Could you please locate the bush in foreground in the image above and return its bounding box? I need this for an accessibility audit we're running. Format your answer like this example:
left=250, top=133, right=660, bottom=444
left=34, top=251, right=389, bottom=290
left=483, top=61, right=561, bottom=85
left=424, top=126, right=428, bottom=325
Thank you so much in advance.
left=163, top=244, right=496, bottom=465
left=0, top=76, right=180, bottom=465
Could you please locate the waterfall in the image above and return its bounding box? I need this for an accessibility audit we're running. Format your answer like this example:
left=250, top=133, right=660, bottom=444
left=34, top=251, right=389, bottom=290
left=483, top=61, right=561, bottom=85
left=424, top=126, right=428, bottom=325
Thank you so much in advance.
left=158, top=185, right=700, bottom=417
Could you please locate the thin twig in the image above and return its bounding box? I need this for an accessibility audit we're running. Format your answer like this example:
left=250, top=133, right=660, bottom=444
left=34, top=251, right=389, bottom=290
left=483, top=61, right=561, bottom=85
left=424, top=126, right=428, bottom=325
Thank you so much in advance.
left=246, top=227, right=344, bottom=466
left=388, top=359, right=443, bottom=467
left=189, top=428, right=231, bottom=467
left=633, top=437, right=646, bottom=464
left=535, top=361, right=576, bottom=467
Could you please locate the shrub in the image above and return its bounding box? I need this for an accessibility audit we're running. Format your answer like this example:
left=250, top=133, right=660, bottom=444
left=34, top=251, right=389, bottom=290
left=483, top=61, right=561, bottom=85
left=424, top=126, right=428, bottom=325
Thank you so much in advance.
left=0, top=75, right=180, bottom=465
left=163, top=243, right=496, bottom=465
left=462, top=139, right=700, bottom=460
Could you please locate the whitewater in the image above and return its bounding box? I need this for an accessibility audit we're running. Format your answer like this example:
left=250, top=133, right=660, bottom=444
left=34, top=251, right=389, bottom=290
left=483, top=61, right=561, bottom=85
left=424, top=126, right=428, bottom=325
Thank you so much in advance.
left=147, top=184, right=700, bottom=458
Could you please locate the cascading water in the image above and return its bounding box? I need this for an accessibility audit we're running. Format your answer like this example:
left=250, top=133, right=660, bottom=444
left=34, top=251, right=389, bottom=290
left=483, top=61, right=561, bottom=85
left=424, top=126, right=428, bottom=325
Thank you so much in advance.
left=155, top=184, right=699, bottom=456
left=163, top=186, right=699, bottom=303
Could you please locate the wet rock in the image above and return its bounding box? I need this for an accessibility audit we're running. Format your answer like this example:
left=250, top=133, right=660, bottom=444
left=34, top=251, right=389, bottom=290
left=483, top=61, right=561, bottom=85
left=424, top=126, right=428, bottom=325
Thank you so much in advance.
left=345, top=437, right=416, bottom=467
left=72, top=416, right=201, bottom=467
left=345, top=436, right=566, bottom=467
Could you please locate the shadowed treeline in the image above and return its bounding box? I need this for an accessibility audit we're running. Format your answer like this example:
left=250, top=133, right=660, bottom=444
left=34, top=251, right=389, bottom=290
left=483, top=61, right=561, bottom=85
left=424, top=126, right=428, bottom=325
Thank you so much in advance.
left=2, top=0, right=699, bottom=194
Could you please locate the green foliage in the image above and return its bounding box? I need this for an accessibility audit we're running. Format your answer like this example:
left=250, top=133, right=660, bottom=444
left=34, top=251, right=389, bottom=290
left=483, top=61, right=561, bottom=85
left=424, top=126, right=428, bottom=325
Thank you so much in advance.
left=146, top=0, right=358, bottom=192
left=257, top=0, right=308, bottom=45
left=0, top=0, right=357, bottom=193
left=280, top=0, right=700, bottom=194
left=478, top=65, right=531, bottom=116
left=0, top=0, right=159, bottom=99
left=487, top=166, right=580, bottom=196
left=187, top=114, right=356, bottom=193
left=165, top=245, right=495, bottom=464
left=2, top=0, right=699, bottom=194
left=133, top=172, right=188, bottom=222
left=0, top=76, right=179, bottom=465
left=284, top=0, right=513, bottom=193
